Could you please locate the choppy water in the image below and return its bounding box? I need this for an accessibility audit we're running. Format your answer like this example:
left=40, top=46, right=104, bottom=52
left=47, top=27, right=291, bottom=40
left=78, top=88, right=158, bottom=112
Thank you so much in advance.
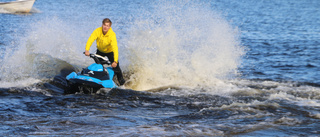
left=1, top=0, right=320, bottom=136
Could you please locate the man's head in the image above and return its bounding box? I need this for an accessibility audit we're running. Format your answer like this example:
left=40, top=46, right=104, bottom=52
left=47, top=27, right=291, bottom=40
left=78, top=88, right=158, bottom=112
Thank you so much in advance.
left=102, top=18, right=112, bottom=34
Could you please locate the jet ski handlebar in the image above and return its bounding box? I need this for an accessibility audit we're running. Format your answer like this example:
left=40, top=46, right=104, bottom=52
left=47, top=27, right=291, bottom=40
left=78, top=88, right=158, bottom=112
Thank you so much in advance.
left=84, top=52, right=111, bottom=65
left=92, top=54, right=111, bottom=65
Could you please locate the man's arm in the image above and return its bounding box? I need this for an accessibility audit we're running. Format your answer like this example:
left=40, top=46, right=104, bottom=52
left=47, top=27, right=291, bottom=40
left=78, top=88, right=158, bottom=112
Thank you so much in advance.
left=85, top=29, right=98, bottom=56
left=111, top=33, right=118, bottom=63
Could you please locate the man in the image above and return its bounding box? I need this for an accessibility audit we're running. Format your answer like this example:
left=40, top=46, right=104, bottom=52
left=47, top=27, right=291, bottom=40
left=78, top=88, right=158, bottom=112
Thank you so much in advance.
left=84, top=18, right=126, bottom=85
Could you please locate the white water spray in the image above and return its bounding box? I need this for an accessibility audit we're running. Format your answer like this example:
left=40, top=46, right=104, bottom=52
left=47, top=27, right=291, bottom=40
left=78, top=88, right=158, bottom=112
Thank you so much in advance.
left=0, top=17, right=87, bottom=86
left=123, top=1, right=245, bottom=91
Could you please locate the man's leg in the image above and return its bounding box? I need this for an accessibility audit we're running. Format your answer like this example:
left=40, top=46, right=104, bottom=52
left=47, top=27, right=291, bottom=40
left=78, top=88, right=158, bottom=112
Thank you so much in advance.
left=113, top=63, right=126, bottom=85
left=96, top=50, right=126, bottom=85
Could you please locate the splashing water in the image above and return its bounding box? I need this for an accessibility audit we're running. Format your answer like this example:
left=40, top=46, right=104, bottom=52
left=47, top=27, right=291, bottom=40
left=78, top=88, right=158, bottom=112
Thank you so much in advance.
left=123, top=1, right=245, bottom=91
left=0, top=1, right=245, bottom=91
left=0, top=17, right=86, bottom=86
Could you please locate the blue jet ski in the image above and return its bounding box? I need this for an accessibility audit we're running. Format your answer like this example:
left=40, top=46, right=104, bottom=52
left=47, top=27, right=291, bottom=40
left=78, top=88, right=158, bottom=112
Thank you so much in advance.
left=65, top=53, right=117, bottom=94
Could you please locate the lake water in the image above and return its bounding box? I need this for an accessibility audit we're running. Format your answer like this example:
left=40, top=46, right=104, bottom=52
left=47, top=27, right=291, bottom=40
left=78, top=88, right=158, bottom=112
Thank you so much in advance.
left=1, top=0, right=320, bottom=136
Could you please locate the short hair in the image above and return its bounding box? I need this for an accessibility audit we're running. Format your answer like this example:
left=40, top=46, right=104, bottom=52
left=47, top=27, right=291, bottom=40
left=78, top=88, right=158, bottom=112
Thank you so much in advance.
left=102, top=18, right=112, bottom=26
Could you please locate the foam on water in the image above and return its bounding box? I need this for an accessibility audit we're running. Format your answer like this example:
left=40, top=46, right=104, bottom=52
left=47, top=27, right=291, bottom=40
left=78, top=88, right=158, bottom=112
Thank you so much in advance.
left=0, top=77, right=40, bottom=88
left=122, top=0, right=245, bottom=91
left=270, top=91, right=320, bottom=107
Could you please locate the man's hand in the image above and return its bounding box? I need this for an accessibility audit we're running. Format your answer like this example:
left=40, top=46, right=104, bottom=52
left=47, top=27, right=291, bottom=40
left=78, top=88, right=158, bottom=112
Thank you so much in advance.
left=111, top=62, right=117, bottom=68
left=84, top=50, right=90, bottom=56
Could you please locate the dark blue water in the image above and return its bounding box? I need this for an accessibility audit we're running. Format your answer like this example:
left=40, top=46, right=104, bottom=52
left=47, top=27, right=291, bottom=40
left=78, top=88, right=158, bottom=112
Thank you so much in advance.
left=1, top=0, right=320, bottom=136
left=227, top=0, right=320, bottom=85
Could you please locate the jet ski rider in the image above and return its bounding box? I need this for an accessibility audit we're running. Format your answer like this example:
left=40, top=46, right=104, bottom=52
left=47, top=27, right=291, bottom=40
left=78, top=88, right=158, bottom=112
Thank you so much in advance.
left=84, top=18, right=126, bottom=86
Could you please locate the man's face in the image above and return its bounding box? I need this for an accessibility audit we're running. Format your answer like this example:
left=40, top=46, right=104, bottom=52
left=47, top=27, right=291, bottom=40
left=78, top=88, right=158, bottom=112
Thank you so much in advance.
left=102, top=22, right=111, bottom=34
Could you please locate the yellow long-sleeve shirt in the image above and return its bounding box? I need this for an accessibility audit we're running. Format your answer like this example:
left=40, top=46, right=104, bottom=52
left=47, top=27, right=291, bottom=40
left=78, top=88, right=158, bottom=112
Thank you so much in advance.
left=85, top=27, right=119, bottom=63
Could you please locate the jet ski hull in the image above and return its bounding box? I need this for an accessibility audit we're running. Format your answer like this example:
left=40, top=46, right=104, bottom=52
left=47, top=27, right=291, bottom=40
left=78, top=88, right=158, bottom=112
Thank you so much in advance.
left=65, top=64, right=117, bottom=94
